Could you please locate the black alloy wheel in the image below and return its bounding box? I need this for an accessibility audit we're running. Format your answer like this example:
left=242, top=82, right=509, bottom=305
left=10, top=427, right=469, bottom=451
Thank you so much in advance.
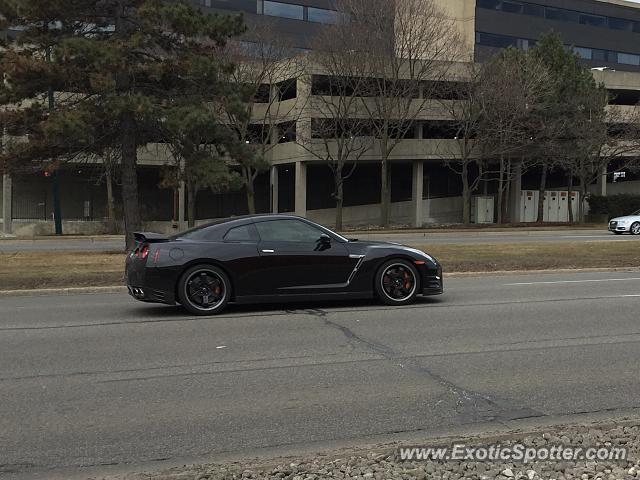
left=178, top=265, right=231, bottom=315
left=375, top=259, right=419, bottom=306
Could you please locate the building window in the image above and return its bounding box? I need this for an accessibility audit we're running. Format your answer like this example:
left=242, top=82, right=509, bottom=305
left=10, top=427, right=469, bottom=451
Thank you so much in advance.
left=618, top=52, right=640, bottom=66
left=475, top=32, right=517, bottom=49
left=579, top=14, right=606, bottom=28
left=477, top=32, right=640, bottom=69
left=609, top=17, right=634, bottom=31
left=259, top=1, right=304, bottom=20
left=500, top=1, right=523, bottom=14
left=477, top=0, right=500, bottom=9
left=574, top=47, right=592, bottom=60
left=478, top=0, right=640, bottom=36
left=308, top=7, right=340, bottom=24
left=523, top=4, right=544, bottom=17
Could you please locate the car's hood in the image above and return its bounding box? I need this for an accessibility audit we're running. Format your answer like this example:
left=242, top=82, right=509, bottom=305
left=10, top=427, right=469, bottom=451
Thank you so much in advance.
left=610, top=216, right=640, bottom=223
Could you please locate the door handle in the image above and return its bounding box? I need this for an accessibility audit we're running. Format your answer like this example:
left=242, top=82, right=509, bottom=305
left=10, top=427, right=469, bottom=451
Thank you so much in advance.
left=261, top=249, right=275, bottom=253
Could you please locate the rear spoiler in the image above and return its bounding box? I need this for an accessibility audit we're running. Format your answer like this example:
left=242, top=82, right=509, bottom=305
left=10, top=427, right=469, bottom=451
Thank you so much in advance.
left=133, top=232, right=170, bottom=244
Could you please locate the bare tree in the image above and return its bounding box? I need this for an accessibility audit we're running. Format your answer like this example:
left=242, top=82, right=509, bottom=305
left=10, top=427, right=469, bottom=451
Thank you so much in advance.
left=295, top=16, right=377, bottom=230
left=334, top=0, right=461, bottom=227
left=478, top=49, right=551, bottom=223
left=219, top=23, right=306, bottom=214
left=439, top=64, right=487, bottom=224
left=568, top=101, right=640, bottom=222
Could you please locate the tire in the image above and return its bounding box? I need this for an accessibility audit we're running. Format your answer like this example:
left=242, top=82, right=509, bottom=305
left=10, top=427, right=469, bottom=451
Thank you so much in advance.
left=631, top=222, right=640, bottom=236
left=177, top=264, right=231, bottom=315
left=374, top=259, right=420, bottom=306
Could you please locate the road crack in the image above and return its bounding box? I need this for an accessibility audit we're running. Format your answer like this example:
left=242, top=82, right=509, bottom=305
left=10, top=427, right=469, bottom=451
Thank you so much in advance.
left=319, top=315, right=544, bottom=425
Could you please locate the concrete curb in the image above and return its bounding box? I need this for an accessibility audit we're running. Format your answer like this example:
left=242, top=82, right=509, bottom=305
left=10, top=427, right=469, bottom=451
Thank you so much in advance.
left=0, top=235, right=125, bottom=243
left=2, top=267, right=639, bottom=297
left=0, top=286, right=127, bottom=297
left=0, top=228, right=610, bottom=241
left=353, top=229, right=609, bottom=238
left=62, top=409, right=640, bottom=480
left=446, top=266, right=640, bottom=277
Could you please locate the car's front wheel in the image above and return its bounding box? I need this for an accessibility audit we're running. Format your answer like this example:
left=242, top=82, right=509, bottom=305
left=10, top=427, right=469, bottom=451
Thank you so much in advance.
left=631, top=222, right=640, bottom=235
left=178, top=265, right=231, bottom=315
left=375, top=259, right=420, bottom=306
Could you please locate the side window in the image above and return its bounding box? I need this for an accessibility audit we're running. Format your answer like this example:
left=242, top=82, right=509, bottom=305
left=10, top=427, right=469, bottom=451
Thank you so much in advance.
left=224, top=225, right=253, bottom=242
left=256, top=220, right=323, bottom=243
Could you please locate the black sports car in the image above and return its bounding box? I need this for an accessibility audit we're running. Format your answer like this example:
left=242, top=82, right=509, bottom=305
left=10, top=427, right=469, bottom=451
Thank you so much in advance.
left=125, top=215, right=443, bottom=315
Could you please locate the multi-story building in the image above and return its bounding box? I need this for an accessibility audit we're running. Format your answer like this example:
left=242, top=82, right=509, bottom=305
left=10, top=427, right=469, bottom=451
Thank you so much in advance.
left=3, top=0, right=640, bottom=235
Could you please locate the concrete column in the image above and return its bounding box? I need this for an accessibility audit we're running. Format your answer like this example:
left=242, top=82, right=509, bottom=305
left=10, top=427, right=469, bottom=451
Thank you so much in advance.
left=294, top=161, right=307, bottom=218
left=2, top=173, right=12, bottom=235
left=270, top=165, right=279, bottom=214
left=411, top=161, right=424, bottom=228
left=178, top=180, right=186, bottom=228
left=597, top=165, right=607, bottom=196
left=509, top=163, right=523, bottom=223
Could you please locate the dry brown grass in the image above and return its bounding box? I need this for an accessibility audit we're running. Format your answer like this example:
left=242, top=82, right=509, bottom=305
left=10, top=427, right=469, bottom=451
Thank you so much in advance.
left=0, top=241, right=638, bottom=291
left=0, top=251, right=125, bottom=291
left=419, top=241, right=640, bottom=273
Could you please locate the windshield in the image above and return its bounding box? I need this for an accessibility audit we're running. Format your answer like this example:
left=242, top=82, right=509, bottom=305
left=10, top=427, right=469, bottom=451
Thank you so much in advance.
left=632, top=209, right=640, bottom=216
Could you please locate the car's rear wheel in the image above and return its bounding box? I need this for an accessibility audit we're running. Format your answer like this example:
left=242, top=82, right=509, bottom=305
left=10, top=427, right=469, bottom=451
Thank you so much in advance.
left=178, top=265, right=231, bottom=315
left=631, top=222, right=640, bottom=235
left=375, top=259, right=419, bottom=306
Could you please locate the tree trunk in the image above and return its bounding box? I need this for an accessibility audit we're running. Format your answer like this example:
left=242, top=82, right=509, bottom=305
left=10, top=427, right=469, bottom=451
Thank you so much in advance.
left=497, top=155, right=505, bottom=224
left=335, top=181, right=344, bottom=232
left=115, top=5, right=140, bottom=250
left=578, top=175, right=588, bottom=224
left=106, top=168, right=117, bottom=234
left=244, top=166, right=256, bottom=215
left=504, top=161, right=512, bottom=223
left=536, top=164, right=547, bottom=223
left=380, top=157, right=390, bottom=228
left=567, top=173, right=574, bottom=223
left=187, top=181, right=196, bottom=228
left=461, top=162, right=471, bottom=224
left=120, top=112, right=141, bottom=250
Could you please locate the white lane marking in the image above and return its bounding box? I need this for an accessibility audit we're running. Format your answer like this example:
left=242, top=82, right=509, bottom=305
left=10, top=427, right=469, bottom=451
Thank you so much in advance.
left=216, top=345, right=227, bottom=349
left=505, top=277, right=640, bottom=286
left=618, top=295, right=640, bottom=298
left=560, top=235, right=615, bottom=238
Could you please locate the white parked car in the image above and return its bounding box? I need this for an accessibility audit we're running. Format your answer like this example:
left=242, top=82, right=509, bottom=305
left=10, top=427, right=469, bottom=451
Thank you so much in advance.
left=608, top=210, right=640, bottom=235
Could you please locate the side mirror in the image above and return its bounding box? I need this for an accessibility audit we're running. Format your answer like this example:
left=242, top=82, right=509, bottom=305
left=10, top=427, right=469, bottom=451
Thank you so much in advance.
left=319, top=234, right=331, bottom=245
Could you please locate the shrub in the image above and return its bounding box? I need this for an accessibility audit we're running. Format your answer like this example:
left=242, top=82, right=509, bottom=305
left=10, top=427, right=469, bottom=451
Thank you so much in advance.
left=587, top=194, right=640, bottom=219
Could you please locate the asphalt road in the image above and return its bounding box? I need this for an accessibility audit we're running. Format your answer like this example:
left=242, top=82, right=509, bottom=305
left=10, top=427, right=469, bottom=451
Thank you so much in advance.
left=3, top=270, right=640, bottom=478
left=0, top=228, right=633, bottom=252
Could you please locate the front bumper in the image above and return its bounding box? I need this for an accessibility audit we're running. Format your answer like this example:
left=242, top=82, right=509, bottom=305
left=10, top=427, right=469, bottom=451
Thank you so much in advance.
left=609, top=222, right=629, bottom=233
left=421, top=264, right=444, bottom=296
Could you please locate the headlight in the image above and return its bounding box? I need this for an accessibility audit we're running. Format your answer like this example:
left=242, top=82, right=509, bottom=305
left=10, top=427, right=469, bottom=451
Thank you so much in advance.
left=404, top=247, right=436, bottom=264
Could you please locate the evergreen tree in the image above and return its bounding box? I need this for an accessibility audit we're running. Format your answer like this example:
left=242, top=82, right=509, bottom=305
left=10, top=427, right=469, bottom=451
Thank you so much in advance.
left=0, top=0, right=244, bottom=247
left=531, top=32, right=608, bottom=222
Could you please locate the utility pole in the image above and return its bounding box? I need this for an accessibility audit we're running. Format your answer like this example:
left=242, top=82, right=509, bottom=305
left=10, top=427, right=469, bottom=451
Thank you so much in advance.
left=46, top=44, right=63, bottom=236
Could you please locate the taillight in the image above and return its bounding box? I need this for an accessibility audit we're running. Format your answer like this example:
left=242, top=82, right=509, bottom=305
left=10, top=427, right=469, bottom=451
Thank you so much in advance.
left=140, top=245, right=149, bottom=260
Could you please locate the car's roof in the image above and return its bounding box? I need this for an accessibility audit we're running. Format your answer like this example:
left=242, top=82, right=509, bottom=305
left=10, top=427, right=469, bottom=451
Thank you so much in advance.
left=172, top=214, right=316, bottom=240
left=206, top=214, right=308, bottom=227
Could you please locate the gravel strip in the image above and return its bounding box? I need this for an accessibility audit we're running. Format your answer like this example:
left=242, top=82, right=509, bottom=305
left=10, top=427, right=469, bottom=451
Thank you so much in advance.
left=116, top=421, right=640, bottom=480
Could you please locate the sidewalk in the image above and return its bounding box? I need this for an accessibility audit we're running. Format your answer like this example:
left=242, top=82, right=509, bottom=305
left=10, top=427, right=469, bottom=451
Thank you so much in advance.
left=0, top=224, right=607, bottom=241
